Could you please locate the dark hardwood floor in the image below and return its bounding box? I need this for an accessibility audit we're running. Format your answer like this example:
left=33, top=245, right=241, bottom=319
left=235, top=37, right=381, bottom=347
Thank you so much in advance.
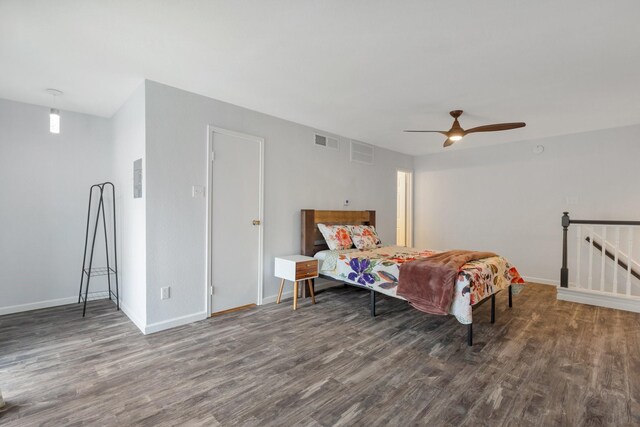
left=1, top=283, right=639, bottom=426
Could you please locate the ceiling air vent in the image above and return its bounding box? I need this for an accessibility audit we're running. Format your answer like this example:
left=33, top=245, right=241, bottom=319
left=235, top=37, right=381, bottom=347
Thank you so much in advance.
left=350, top=140, right=374, bottom=165
left=314, top=133, right=339, bottom=150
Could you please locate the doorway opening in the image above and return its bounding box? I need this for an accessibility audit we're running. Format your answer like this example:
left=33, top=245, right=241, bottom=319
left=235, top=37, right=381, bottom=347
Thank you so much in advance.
left=396, top=170, right=413, bottom=247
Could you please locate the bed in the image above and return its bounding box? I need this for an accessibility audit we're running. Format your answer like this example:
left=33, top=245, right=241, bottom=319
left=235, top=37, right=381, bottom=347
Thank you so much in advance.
left=301, top=209, right=524, bottom=345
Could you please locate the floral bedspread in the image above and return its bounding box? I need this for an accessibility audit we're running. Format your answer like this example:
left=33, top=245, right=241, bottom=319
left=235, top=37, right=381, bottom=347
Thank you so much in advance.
left=317, top=246, right=524, bottom=325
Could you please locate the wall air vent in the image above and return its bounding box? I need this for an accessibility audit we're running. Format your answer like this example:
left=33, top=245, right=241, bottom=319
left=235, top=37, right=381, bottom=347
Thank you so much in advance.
left=314, top=133, right=339, bottom=150
left=350, top=140, right=374, bottom=165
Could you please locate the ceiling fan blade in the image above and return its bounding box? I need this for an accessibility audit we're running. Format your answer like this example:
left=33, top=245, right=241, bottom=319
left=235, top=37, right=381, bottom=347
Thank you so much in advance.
left=403, top=130, right=448, bottom=135
left=464, top=122, right=526, bottom=134
left=443, top=138, right=456, bottom=148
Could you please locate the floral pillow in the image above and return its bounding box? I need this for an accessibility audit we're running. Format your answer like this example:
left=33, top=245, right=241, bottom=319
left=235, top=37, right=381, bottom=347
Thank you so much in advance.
left=348, top=225, right=381, bottom=250
left=317, top=224, right=353, bottom=250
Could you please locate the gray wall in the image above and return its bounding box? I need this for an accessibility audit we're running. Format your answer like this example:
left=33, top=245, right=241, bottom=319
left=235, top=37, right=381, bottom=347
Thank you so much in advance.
left=413, top=124, right=640, bottom=284
left=0, top=98, right=112, bottom=314
left=144, top=81, right=413, bottom=326
left=111, top=83, right=147, bottom=328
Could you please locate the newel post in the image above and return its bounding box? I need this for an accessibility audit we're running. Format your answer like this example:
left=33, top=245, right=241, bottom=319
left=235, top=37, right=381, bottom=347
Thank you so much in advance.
left=561, top=212, right=570, bottom=288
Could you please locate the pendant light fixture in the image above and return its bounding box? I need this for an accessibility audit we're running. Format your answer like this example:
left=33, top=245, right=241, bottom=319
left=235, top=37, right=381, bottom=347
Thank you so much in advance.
left=46, top=89, right=63, bottom=134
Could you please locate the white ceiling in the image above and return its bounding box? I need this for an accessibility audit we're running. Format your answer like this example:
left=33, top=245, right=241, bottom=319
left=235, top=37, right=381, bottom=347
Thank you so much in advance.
left=2, top=1, right=639, bottom=155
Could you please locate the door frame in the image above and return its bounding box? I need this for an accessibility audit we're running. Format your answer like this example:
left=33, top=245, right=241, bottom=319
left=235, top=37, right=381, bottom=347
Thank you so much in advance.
left=206, top=125, right=265, bottom=315
left=396, top=168, right=413, bottom=247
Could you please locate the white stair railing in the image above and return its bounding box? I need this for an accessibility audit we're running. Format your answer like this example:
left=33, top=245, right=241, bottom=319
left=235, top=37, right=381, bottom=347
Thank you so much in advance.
left=583, top=229, right=640, bottom=294
left=561, top=212, right=640, bottom=299
left=574, top=226, right=640, bottom=295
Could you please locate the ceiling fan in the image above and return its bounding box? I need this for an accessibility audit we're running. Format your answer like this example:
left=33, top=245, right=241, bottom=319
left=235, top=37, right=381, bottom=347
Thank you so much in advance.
left=404, top=110, right=526, bottom=147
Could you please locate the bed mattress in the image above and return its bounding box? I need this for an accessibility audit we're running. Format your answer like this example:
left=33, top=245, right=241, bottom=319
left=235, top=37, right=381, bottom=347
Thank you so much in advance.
left=314, top=245, right=524, bottom=324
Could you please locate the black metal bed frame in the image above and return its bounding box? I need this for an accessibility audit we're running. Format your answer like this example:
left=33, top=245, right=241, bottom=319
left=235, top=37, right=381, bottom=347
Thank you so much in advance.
left=318, top=274, right=512, bottom=346
left=560, top=212, right=640, bottom=288
left=78, top=182, right=119, bottom=316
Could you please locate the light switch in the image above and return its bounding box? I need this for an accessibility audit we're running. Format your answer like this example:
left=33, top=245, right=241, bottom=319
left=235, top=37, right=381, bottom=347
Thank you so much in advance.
left=192, top=185, right=205, bottom=198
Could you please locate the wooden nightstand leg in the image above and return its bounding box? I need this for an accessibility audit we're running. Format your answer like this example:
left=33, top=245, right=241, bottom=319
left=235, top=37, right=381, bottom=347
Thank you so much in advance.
left=293, top=280, right=298, bottom=310
left=307, top=279, right=316, bottom=304
left=276, top=278, right=285, bottom=304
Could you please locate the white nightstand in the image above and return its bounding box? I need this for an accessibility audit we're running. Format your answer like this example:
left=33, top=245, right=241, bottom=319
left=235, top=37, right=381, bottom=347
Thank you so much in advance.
left=274, top=255, right=318, bottom=310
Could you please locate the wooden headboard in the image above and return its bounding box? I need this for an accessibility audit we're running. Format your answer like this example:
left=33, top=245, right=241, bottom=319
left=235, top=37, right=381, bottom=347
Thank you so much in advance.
left=301, top=209, right=376, bottom=256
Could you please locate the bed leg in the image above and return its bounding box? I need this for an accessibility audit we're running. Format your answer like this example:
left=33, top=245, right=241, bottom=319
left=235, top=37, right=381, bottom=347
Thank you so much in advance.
left=508, top=285, right=513, bottom=308
left=491, top=294, right=495, bottom=324
left=370, top=290, right=376, bottom=317
left=467, top=323, right=473, bottom=346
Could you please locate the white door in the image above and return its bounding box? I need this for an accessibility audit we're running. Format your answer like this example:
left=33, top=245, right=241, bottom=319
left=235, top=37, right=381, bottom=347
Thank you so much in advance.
left=210, top=129, right=263, bottom=314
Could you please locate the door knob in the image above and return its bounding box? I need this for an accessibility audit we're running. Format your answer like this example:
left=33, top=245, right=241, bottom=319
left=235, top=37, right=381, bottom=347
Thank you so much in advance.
left=252, top=220, right=261, bottom=226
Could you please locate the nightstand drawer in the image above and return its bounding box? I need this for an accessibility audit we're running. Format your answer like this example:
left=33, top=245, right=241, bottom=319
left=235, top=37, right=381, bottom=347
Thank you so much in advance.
left=296, top=270, right=317, bottom=280
left=296, top=260, right=317, bottom=273
left=295, top=260, right=318, bottom=280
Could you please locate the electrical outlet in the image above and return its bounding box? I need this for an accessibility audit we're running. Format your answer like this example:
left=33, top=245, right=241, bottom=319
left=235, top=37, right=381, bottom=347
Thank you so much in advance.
left=161, top=286, right=171, bottom=300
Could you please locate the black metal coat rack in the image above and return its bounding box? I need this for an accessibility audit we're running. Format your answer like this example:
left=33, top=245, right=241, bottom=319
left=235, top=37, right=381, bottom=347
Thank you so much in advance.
left=78, top=182, right=119, bottom=316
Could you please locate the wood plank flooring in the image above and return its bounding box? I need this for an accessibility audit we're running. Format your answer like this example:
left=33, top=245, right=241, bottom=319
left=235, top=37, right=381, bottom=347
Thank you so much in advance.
left=1, top=283, right=639, bottom=426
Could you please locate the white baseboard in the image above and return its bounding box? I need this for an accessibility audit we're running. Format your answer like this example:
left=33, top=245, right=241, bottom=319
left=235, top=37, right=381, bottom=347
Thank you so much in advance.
left=522, top=276, right=559, bottom=286
left=0, top=294, right=208, bottom=336
left=0, top=296, right=78, bottom=316
left=262, top=279, right=342, bottom=305
left=143, top=310, right=208, bottom=334
left=119, top=301, right=146, bottom=334
left=557, top=287, right=640, bottom=313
